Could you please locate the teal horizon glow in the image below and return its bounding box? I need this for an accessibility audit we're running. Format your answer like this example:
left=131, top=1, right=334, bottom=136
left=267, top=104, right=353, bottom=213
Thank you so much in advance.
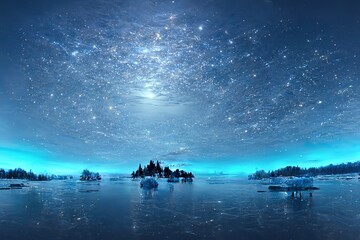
left=1, top=138, right=360, bottom=176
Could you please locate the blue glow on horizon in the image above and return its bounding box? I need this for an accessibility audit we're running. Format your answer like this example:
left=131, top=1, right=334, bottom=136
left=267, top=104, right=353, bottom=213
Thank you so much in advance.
left=1, top=138, right=360, bottom=176
left=189, top=139, right=360, bottom=175
left=0, top=146, right=90, bottom=175
left=0, top=146, right=48, bottom=171
left=0, top=145, right=135, bottom=175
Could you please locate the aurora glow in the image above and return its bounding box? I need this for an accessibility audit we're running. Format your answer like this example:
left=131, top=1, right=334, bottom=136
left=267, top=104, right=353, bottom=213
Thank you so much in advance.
left=1, top=0, right=360, bottom=175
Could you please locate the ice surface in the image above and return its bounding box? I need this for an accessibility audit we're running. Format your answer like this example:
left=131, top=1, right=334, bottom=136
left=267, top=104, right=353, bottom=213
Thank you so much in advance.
left=1, top=178, right=360, bottom=240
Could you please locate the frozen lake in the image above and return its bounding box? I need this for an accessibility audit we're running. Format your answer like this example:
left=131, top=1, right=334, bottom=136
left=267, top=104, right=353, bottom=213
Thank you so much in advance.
left=1, top=177, right=360, bottom=240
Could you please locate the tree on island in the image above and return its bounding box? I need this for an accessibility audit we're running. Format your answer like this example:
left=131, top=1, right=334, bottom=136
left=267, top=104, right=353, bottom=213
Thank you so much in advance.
left=80, top=169, right=101, bottom=181
left=248, top=161, right=360, bottom=180
left=163, top=166, right=172, bottom=178
left=156, top=161, right=162, bottom=177
left=131, top=160, right=194, bottom=179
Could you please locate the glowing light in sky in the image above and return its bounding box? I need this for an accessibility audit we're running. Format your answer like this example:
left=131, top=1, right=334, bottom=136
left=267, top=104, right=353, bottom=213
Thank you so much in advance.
left=143, top=91, right=156, bottom=99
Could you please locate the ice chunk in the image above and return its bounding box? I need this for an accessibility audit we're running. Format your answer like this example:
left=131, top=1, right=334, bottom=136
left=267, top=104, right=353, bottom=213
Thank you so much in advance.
left=140, top=178, right=158, bottom=189
left=284, top=177, right=313, bottom=188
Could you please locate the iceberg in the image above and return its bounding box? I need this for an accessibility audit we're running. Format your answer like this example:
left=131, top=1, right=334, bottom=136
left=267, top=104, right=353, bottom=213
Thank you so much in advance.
left=140, top=178, right=159, bottom=189
left=268, top=177, right=319, bottom=196
left=284, top=177, right=313, bottom=188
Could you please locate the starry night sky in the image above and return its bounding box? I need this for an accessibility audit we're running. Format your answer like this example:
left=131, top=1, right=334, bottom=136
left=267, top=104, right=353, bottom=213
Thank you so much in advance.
left=1, top=0, right=360, bottom=174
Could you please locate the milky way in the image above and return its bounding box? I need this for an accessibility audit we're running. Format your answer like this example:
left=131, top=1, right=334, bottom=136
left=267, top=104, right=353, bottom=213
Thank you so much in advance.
left=1, top=0, right=360, bottom=173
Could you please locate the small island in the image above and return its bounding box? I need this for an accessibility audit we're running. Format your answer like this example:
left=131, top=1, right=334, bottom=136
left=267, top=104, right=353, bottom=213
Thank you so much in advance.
left=80, top=169, right=101, bottom=181
left=131, top=160, right=194, bottom=182
left=248, top=161, right=360, bottom=197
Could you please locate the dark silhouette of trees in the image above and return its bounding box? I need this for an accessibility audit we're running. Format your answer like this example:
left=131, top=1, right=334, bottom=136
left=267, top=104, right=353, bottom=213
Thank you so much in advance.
left=0, top=168, right=50, bottom=181
left=173, top=169, right=180, bottom=178
left=248, top=161, right=360, bottom=180
left=135, top=164, right=143, bottom=177
left=163, top=166, right=172, bottom=178
left=80, top=169, right=101, bottom=181
left=156, top=161, right=162, bottom=177
left=131, top=160, right=194, bottom=179
left=0, top=168, right=5, bottom=178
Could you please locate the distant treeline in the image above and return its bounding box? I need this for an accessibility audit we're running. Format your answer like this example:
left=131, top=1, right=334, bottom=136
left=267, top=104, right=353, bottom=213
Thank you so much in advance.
left=248, top=161, right=360, bottom=180
left=131, top=160, right=194, bottom=179
left=0, top=168, right=72, bottom=181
